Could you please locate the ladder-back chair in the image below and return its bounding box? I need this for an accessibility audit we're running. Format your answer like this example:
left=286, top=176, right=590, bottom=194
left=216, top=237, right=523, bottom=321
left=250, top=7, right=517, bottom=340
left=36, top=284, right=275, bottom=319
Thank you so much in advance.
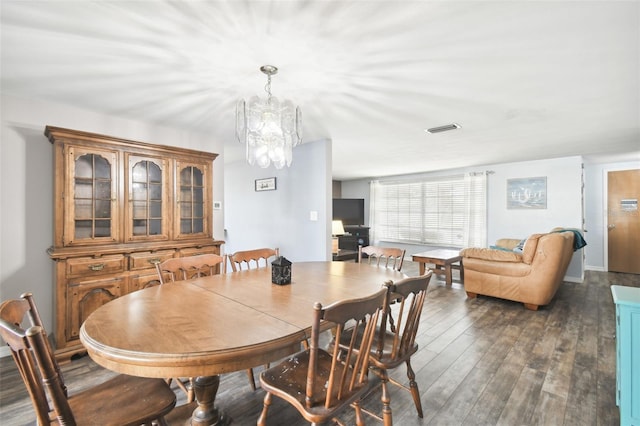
left=155, top=253, right=226, bottom=401
left=224, top=247, right=279, bottom=389
left=338, top=272, right=432, bottom=425
left=0, top=292, right=176, bottom=425
left=258, top=287, right=388, bottom=426
left=226, top=247, right=279, bottom=272
left=359, top=245, right=406, bottom=271
left=155, top=253, right=224, bottom=284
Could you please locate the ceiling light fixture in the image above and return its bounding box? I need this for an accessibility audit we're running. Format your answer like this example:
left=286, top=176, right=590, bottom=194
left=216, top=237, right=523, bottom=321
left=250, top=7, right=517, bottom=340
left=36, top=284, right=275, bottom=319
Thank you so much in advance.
left=425, top=123, right=461, bottom=134
left=236, top=65, right=302, bottom=169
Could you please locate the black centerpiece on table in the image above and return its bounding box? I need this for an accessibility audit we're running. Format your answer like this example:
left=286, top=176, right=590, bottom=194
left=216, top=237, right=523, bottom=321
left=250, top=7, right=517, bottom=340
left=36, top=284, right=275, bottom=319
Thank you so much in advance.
left=271, top=256, right=292, bottom=285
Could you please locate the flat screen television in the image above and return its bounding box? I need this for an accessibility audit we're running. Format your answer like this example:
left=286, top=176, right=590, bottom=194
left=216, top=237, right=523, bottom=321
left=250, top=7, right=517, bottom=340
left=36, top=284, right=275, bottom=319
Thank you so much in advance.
left=332, top=198, right=365, bottom=226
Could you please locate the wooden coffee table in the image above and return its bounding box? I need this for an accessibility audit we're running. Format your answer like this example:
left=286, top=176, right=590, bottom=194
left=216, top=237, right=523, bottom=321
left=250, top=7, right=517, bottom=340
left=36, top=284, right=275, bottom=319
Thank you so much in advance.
left=412, top=249, right=463, bottom=286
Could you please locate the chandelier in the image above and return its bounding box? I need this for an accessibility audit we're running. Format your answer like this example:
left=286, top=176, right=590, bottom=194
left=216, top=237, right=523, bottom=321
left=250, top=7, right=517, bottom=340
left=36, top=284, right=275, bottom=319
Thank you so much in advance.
left=236, top=65, right=302, bottom=169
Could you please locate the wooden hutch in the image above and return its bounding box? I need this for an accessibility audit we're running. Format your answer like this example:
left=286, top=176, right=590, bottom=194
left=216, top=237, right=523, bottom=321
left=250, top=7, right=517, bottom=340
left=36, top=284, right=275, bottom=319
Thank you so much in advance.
left=46, top=126, right=223, bottom=362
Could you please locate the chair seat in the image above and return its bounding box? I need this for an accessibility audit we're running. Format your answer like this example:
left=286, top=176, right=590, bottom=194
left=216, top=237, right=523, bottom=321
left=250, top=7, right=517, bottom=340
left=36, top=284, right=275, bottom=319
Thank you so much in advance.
left=261, top=349, right=371, bottom=416
left=68, top=374, right=176, bottom=426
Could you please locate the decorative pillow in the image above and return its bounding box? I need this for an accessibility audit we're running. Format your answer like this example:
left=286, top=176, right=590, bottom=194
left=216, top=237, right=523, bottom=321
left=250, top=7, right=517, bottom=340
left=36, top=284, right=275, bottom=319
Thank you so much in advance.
left=489, top=245, right=513, bottom=251
left=512, top=238, right=527, bottom=254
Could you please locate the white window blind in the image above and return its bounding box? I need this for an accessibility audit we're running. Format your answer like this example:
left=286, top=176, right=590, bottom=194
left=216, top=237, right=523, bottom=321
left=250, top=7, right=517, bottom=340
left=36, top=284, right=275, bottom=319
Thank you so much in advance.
left=370, top=172, right=487, bottom=248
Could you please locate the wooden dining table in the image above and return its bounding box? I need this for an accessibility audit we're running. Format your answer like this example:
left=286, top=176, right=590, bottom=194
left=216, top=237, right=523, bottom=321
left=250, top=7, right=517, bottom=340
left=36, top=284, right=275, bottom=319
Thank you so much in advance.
left=79, top=261, right=406, bottom=426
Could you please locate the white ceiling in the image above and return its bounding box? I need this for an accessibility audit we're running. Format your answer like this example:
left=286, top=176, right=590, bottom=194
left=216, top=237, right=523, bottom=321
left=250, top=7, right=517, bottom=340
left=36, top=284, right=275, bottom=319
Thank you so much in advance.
left=2, top=1, right=639, bottom=180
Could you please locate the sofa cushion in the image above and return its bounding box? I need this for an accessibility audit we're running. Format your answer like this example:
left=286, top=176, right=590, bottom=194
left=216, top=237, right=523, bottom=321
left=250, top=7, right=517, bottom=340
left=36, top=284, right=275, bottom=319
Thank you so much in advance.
left=462, top=257, right=532, bottom=277
left=460, top=247, right=522, bottom=262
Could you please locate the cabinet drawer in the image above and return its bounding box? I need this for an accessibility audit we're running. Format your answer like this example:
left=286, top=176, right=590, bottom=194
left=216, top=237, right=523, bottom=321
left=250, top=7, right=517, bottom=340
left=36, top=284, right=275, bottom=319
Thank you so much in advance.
left=179, top=246, right=220, bottom=257
left=129, top=250, right=175, bottom=271
left=66, top=255, right=126, bottom=278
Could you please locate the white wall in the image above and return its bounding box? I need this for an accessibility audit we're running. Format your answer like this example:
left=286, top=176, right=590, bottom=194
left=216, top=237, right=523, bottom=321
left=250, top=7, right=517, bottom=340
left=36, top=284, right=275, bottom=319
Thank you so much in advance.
left=342, top=156, right=586, bottom=281
left=224, top=138, right=333, bottom=262
left=0, top=94, right=226, bottom=337
left=583, top=158, right=640, bottom=270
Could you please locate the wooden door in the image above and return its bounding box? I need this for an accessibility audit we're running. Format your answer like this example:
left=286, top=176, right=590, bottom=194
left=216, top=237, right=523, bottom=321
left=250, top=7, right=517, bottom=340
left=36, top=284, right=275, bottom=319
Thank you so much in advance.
left=608, top=169, right=640, bottom=274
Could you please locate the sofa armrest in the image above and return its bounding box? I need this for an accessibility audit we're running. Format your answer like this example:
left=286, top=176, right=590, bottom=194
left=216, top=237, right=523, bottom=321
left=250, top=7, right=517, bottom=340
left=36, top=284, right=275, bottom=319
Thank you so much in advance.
left=460, top=247, right=523, bottom=262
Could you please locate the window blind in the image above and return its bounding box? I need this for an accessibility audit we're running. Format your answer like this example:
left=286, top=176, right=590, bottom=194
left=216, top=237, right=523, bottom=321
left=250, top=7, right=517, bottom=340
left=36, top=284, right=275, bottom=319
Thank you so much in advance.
left=370, top=172, right=487, bottom=248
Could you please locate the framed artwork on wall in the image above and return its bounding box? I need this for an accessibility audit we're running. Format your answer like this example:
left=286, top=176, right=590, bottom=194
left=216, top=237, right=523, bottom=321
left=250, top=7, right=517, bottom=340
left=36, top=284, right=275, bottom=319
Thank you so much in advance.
left=255, top=177, right=277, bottom=192
left=507, top=176, right=547, bottom=209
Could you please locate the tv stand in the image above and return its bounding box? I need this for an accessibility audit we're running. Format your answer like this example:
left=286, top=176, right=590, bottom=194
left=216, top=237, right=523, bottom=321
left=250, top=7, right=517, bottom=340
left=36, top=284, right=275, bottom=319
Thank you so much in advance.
left=338, top=226, right=369, bottom=251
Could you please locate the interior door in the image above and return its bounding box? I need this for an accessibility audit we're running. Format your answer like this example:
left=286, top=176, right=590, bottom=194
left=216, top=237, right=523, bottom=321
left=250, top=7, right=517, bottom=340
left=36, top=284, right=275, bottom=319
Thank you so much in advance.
left=608, top=169, right=640, bottom=274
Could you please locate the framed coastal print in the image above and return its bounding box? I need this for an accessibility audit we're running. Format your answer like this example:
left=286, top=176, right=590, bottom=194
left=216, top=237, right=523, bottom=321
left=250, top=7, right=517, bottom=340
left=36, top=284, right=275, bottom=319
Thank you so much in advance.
left=507, top=176, right=547, bottom=209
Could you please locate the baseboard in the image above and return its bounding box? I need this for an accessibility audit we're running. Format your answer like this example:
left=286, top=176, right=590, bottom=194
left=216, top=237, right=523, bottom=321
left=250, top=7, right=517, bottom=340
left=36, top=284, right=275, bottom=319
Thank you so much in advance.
left=565, top=276, right=583, bottom=283
left=585, top=265, right=606, bottom=272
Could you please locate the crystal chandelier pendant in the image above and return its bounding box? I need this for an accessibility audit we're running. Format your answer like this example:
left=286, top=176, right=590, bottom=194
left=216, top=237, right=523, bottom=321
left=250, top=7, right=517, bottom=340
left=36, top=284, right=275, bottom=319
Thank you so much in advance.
left=236, top=66, right=302, bottom=169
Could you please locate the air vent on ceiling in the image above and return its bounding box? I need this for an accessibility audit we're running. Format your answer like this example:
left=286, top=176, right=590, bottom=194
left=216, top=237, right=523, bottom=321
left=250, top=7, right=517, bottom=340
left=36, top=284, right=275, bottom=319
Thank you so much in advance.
left=425, top=123, right=460, bottom=134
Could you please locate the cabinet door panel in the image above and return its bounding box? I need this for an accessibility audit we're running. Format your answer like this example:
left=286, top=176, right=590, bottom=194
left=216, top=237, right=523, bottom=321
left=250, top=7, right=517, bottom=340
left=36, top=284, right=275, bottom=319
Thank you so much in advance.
left=125, top=154, right=170, bottom=241
left=129, top=271, right=163, bottom=293
left=66, top=276, right=124, bottom=341
left=64, top=146, right=119, bottom=246
left=175, top=160, right=212, bottom=239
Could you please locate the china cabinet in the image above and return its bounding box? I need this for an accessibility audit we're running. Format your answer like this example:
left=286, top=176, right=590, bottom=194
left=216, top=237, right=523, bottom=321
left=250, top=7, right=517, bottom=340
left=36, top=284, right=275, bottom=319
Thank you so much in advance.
left=46, top=126, right=223, bottom=361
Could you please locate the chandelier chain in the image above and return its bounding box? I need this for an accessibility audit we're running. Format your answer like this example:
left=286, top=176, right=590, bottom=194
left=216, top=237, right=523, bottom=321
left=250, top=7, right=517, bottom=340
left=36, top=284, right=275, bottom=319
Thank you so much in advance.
left=264, top=74, right=272, bottom=101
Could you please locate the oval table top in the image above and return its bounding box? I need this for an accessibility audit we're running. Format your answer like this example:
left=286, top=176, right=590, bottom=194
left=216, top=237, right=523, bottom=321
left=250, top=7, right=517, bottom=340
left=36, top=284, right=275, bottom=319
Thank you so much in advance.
left=80, top=261, right=406, bottom=379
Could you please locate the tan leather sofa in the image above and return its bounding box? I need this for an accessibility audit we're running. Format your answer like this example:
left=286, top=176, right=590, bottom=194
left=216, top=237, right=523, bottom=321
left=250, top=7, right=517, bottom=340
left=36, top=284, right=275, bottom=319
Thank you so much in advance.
left=460, top=231, right=575, bottom=310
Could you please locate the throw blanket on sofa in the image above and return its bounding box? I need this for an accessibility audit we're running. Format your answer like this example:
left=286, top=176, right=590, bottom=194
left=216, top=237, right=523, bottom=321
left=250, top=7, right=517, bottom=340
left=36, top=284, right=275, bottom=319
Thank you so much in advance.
left=552, top=229, right=587, bottom=251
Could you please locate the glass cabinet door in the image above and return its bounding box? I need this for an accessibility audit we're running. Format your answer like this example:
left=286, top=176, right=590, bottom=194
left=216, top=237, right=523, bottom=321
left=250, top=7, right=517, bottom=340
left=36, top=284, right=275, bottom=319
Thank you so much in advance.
left=125, top=155, right=169, bottom=241
left=64, top=146, right=119, bottom=246
left=175, top=160, right=211, bottom=239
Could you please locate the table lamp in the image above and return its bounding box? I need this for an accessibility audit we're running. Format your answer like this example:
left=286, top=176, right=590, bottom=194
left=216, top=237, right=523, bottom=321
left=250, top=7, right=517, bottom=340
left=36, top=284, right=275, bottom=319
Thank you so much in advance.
left=332, top=220, right=345, bottom=254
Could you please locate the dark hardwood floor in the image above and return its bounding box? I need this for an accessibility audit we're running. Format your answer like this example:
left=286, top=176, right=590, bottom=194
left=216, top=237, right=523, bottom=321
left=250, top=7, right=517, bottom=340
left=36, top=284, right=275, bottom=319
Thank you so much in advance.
left=1, top=265, right=636, bottom=425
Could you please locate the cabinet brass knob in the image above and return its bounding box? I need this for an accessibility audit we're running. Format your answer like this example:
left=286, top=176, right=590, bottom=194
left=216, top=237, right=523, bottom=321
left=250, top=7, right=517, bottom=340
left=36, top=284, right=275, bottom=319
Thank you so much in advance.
left=88, top=264, right=105, bottom=271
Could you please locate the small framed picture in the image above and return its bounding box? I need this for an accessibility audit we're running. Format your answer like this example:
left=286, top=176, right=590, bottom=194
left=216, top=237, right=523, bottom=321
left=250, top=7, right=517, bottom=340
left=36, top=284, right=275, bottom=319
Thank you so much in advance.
left=255, top=177, right=277, bottom=192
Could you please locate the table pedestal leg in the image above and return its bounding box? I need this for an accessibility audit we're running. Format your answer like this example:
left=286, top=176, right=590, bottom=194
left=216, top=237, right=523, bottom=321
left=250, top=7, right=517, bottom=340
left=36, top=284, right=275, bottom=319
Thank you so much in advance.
left=190, top=375, right=228, bottom=426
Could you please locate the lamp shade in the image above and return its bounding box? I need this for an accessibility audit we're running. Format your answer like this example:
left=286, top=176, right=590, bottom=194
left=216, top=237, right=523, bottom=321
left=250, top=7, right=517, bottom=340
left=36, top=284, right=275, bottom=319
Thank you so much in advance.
left=332, top=220, right=345, bottom=236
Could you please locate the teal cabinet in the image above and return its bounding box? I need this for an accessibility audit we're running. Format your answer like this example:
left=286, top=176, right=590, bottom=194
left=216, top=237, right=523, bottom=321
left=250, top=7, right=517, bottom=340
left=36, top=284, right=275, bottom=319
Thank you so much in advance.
left=611, top=285, right=640, bottom=426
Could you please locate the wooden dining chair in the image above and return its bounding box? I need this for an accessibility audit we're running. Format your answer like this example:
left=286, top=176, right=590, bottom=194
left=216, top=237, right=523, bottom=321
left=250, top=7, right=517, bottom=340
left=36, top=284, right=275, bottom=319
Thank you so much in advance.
left=224, top=247, right=279, bottom=390
left=0, top=292, right=176, bottom=425
left=358, top=245, right=406, bottom=271
left=155, top=253, right=225, bottom=401
left=226, top=247, right=279, bottom=272
left=155, top=253, right=224, bottom=285
left=336, top=272, right=432, bottom=425
left=258, top=287, right=388, bottom=426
